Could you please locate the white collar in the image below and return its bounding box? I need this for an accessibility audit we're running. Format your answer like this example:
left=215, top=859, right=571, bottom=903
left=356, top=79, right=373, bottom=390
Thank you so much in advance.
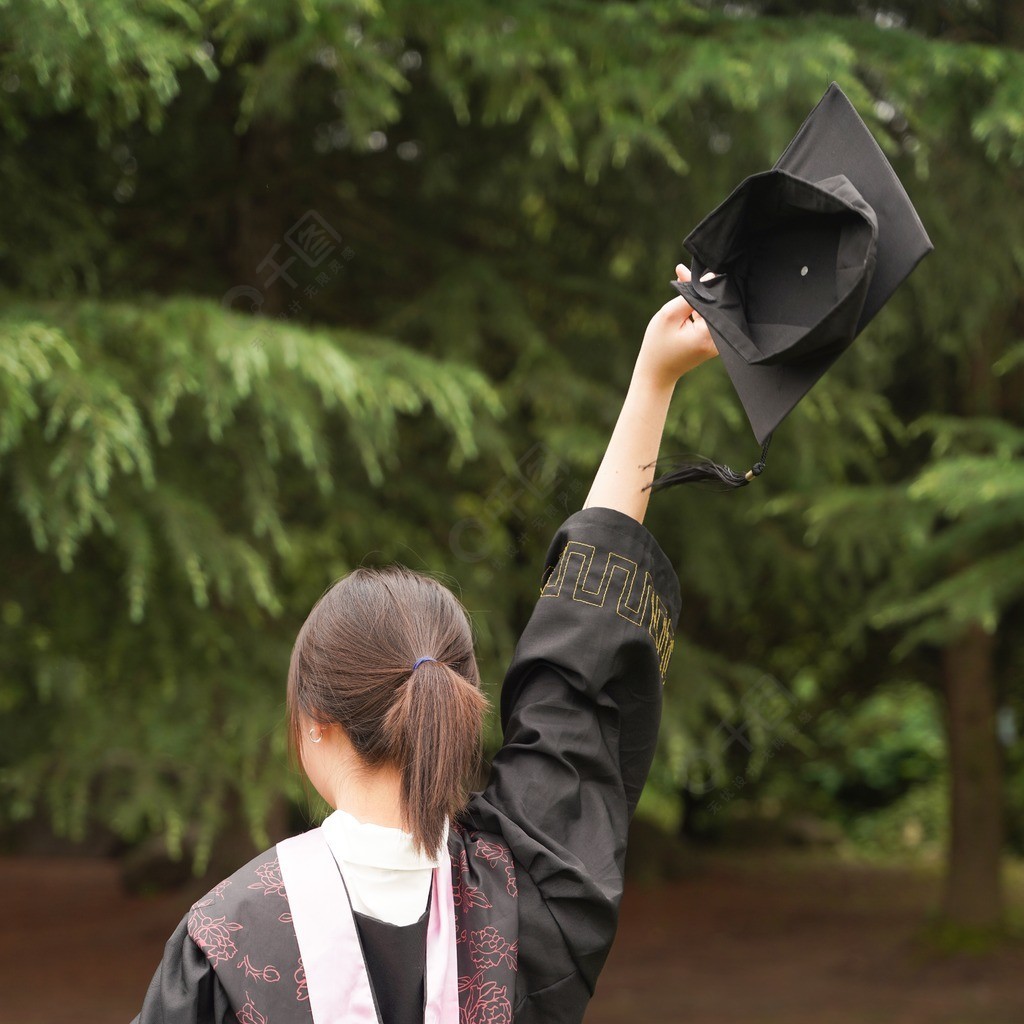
left=321, top=807, right=450, bottom=871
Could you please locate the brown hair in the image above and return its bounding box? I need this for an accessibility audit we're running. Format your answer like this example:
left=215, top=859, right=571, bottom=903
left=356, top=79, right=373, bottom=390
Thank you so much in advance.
left=286, top=564, right=488, bottom=856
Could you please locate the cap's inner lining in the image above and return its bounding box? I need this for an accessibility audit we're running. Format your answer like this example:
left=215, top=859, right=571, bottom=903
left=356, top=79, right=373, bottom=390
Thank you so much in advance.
left=742, top=211, right=846, bottom=327
left=684, top=169, right=876, bottom=366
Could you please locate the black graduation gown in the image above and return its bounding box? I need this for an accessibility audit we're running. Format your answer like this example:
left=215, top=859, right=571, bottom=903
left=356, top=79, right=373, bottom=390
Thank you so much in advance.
left=132, top=505, right=682, bottom=1024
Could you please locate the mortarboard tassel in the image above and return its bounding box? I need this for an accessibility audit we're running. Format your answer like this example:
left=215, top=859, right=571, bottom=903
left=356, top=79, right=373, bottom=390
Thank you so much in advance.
left=642, top=434, right=773, bottom=492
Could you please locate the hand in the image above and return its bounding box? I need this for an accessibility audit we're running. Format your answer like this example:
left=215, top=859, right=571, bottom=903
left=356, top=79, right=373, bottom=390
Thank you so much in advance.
left=634, top=264, right=718, bottom=391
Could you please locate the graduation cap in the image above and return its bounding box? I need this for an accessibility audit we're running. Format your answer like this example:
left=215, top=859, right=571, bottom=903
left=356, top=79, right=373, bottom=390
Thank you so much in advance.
left=646, top=82, right=933, bottom=490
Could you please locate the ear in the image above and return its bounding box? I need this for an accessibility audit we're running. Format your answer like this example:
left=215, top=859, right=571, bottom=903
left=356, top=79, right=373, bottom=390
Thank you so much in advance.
left=298, top=713, right=332, bottom=747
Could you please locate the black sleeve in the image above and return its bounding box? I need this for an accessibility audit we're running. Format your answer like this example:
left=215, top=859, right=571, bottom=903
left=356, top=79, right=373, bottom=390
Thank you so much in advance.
left=131, top=914, right=234, bottom=1024
left=462, top=506, right=682, bottom=999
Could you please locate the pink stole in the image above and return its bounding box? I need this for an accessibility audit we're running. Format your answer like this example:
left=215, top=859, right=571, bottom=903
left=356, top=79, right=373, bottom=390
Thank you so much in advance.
left=277, top=827, right=460, bottom=1024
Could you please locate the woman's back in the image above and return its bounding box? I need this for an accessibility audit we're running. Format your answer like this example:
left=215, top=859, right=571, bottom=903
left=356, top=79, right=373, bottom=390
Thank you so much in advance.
left=134, top=505, right=681, bottom=1024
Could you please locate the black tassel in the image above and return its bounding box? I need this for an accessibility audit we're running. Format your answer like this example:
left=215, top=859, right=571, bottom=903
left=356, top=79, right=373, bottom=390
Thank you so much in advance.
left=642, top=434, right=773, bottom=492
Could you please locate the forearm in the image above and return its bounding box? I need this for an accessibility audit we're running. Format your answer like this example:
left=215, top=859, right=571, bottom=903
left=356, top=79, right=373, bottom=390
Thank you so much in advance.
left=583, top=264, right=717, bottom=523
left=582, top=368, right=676, bottom=526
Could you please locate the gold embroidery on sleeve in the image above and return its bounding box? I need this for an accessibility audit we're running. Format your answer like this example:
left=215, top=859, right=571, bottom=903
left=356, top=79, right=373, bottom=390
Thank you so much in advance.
left=539, top=540, right=676, bottom=682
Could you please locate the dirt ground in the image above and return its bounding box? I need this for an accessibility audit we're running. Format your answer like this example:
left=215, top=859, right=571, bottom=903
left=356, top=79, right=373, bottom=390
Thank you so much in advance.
left=1, top=850, right=1021, bottom=1024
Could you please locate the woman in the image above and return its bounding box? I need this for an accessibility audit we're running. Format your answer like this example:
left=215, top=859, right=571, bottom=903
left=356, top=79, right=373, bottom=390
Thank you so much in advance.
left=133, top=264, right=717, bottom=1024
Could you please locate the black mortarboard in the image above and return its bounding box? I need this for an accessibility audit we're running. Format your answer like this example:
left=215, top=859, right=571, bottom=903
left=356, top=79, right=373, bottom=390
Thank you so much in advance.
left=647, top=82, right=933, bottom=490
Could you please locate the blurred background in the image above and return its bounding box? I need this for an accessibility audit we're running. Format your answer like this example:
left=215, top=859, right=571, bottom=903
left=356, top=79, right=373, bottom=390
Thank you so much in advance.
left=1, top=1, right=1023, bottom=1022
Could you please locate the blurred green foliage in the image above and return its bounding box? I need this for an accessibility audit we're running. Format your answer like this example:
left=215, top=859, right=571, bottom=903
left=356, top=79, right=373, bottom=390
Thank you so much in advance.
left=0, top=0, right=1022, bottom=888
left=802, top=681, right=949, bottom=856
left=808, top=682, right=944, bottom=807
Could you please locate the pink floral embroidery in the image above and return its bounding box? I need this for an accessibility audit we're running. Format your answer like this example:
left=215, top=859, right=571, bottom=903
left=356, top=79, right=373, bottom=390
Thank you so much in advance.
left=236, top=992, right=266, bottom=1024
left=469, top=927, right=518, bottom=972
left=453, top=824, right=518, bottom=1023
left=473, top=840, right=509, bottom=868
left=278, top=912, right=293, bottom=924
left=295, top=958, right=308, bottom=1002
left=188, top=906, right=243, bottom=966
left=467, top=832, right=518, bottom=900
left=453, top=851, right=492, bottom=910
left=248, top=859, right=287, bottom=897
left=459, top=978, right=512, bottom=1024
left=238, top=954, right=281, bottom=983
left=212, top=878, right=233, bottom=900
left=193, top=878, right=232, bottom=910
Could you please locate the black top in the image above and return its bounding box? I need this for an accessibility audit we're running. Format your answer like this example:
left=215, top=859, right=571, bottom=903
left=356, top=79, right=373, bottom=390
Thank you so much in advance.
left=462, top=506, right=682, bottom=1017
left=352, top=899, right=430, bottom=1024
left=131, top=507, right=685, bottom=1024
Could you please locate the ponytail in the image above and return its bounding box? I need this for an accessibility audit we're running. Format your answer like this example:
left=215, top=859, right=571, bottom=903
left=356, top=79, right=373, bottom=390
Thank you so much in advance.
left=384, top=659, right=488, bottom=857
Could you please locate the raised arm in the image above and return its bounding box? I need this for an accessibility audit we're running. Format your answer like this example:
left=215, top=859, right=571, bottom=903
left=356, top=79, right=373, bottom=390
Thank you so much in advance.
left=583, top=264, right=718, bottom=524
left=460, top=266, right=719, bottom=1020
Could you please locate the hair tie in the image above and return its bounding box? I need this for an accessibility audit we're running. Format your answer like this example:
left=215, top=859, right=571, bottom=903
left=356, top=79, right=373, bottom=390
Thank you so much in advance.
left=411, top=656, right=437, bottom=671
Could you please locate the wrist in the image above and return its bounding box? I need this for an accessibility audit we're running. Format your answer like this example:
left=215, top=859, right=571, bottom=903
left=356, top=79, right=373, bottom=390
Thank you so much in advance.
left=629, top=360, right=678, bottom=401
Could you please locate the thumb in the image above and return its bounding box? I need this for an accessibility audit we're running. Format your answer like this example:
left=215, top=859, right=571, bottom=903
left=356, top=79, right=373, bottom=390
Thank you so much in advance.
left=657, top=294, right=694, bottom=324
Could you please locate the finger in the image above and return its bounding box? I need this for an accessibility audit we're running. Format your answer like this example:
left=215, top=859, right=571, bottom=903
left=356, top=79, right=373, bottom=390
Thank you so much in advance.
left=691, top=317, right=719, bottom=358
left=658, top=293, right=694, bottom=323
left=675, top=263, right=691, bottom=283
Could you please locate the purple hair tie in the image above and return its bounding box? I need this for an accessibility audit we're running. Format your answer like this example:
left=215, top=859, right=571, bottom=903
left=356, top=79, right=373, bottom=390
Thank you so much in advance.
left=411, top=656, right=437, bottom=671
